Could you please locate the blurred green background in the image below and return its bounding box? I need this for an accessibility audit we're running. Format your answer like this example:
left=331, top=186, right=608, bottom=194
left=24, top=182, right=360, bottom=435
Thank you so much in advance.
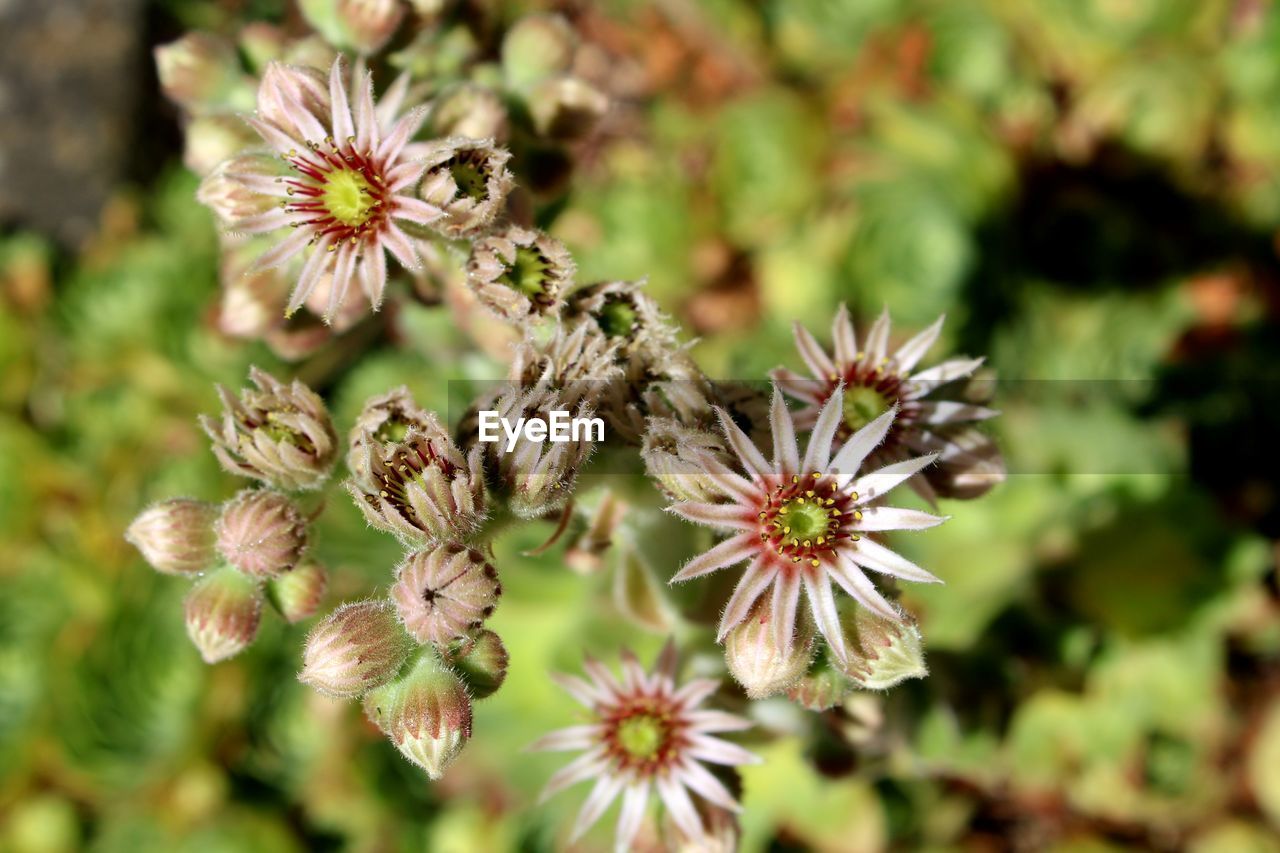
left=3, top=0, right=1280, bottom=850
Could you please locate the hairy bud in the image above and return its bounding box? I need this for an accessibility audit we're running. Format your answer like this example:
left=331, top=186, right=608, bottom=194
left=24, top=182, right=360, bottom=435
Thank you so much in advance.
left=197, top=155, right=282, bottom=225
left=345, top=386, right=437, bottom=477
left=266, top=561, right=328, bottom=623
left=428, top=83, right=509, bottom=142
left=338, top=0, right=405, bottom=54
left=841, top=609, right=928, bottom=690
left=472, top=385, right=597, bottom=519
left=392, top=545, right=502, bottom=646
left=725, top=598, right=816, bottom=699
left=299, top=600, right=413, bottom=697
left=501, top=13, right=576, bottom=91
left=154, top=33, right=242, bottom=111
left=641, top=419, right=735, bottom=503
left=446, top=629, right=509, bottom=699
left=126, top=499, right=218, bottom=576
left=201, top=366, right=338, bottom=491
left=215, top=489, right=308, bottom=579
left=787, top=654, right=856, bottom=712
left=418, top=138, right=513, bottom=238
left=347, top=418, right=487, bottom=545
left=529, top=77, right=608, bottom=141
left=215, top=241, right=290, bottom=340
left=184, top=565, right=263, bottom=663
left=466, top=225, right=574, bottom=322
left=564, top=279, right=677, bottom=350
left=363, top=650, right=473, bottom=779
left=184, top=114, right=262, bottom=177
left=255, top=62, right=330, bottom=143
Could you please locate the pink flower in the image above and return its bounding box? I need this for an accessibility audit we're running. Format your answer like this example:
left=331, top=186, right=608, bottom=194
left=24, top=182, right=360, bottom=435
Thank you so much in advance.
left=773, top=306, right=1004, bottom=501
left=531, top=642, right=757, bottom=851
left=666, top=384, right=947, bottom=667
left=205, top=59, right=444, bottom=322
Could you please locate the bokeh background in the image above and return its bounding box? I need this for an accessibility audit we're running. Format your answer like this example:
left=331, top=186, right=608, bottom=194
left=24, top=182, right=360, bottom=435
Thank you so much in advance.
left=3, top=0, right=1280, bottom=850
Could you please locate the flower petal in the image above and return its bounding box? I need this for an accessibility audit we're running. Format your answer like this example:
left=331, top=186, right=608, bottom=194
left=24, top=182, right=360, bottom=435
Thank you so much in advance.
left=550, top=672, right=607, bottom=708
left=802, top=385, right=843, bottom=473
left=793, top=319, right=836, bottom=379
left=686, top=710, right=753, bottom=733
left=329, top=57, right=354, bottom=144
left=830, top=405, right=897, bottom=484
left=360, top=243, right=388, bottom=309
left=770, top=568, right=802, bottom=655
left=667, top=502, right=753, bottom=531
left=864, top=306, right=891, bottom=363
left=848, top=537, right=941, bottom=584
left=527, top=724, right=603, bottom=753
left=914, top=400, right=1000, bottom=424
left=678, top=759, right=742, bottom=811
left=832, top=302, right=858, bottom=365
left=850, top=453, right=939, bottom=502
left=671, top=532, right=758, bottom=583
left=656, top=776, right=702, bottom=841
left=686, top=733, right=759, bottom=766
left=716, top=556, right=776, bottom=641
left=715, top=406, right=772, bottom=482
left=615, top=782, right=651, bottom=853
left=248, top=226, right=309, bottom=272
left=908, top=356, right=984, bottom=393
left=803, top=568, right=848, bottom=665
left=854, top=505, right=947, bottom=532
left=892, top=314, right=945, bottom=374
left=570, top=773, right=625, bottom=842
left=538, top=746, right=608, bottom=802
left=770, top=387, right=800, bottom=476
left=830, top=554, right=902, bottom=622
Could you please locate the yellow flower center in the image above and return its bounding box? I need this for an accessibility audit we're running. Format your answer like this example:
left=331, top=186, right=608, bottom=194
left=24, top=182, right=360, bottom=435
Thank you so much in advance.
left=321, top=168, right=376, bottom=227
left=615, top=714, right=667, bottom=760
left=842, top=385, right=891, bottom=432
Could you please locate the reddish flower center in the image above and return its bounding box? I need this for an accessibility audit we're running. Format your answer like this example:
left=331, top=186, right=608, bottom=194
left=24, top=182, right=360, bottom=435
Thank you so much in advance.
left=827, top=361, right=909, bottom=439
left=602, top=696, right=685, bottom=773
left=758, top=472, right=860, bottom=567
left=280, top=136, right=393, bottom=247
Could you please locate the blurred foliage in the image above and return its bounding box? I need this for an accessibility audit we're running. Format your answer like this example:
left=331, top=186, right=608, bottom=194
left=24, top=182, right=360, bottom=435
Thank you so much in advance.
left=3, top=0, right=1280, bottom=851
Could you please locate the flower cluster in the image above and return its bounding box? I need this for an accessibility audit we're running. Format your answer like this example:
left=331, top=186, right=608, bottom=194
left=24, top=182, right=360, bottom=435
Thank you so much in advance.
left=132, top=11, right=1010, bottom=848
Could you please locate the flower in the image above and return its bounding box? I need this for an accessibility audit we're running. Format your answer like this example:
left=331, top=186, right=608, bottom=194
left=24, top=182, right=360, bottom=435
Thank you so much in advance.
left=346, top=417, right=487, bottom=544
left=344, top=386, right=438, bottom=477
left=665, top=385, right=947, bottom=667
left=417, top=137, right=513, bottom=237
left=125, top=498, right=219, bottom=576
left=531, top=642, right=757, bottom=851
left=465, top=225, right=574, bottom=321
left=773, top=306, right=1003, bottom=501
left=203, top=58, right=444, bottom=321
left=391, top=544, right=502, bottom=646
left=201, top=366, right=338, bottom=491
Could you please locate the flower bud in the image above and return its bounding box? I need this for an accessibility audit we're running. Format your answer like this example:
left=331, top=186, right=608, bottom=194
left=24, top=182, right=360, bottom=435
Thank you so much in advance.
left=215, top=489, right=309, bottom=579
left=255, top=62, right=330, bottom=142
left=362, top=649, right=473, bottom=779
left=237, top=23, right=288, bottom=71
left=564, top=279, right=677, bottom=349
left=565, top=491, right=627, bottom=572
left=184, top=565, right=263, bottom=663
left=786, top=655, right=855, bottom=712
left=641, top=419, right=735, bottom=503
left=418, top=138, right=513, bottom=238
left=428, top=83, right=509, bottom=142
left=126, top=499, right=218, bottom=576
left=346, top=420, right=487, bottom=545
left=338, top=0, right=405, bottom=54
left=201, top=367, right=338, bottom=491
left=466, top=225, right=574, bottom=322
left=474, top=385, right=596, bottom=518
left=345, top=387, right=437, bottom=477
left=266, top=561, right=328, bottom=623
left=925, top=425, right=1006, bottom=500
left=216, top=238, right=290, bottom=340
left=154, top=33, right=243, bottom=111
left=197, top=155, right=282, bottom=225
left=528, top=76, right=608, bottom=142
left=725, top=598, right=816, bottom=699
left=446, top=629, right=509, bottom=699
left=183, top=114, right=262, bottom=177
left=842, top=609, right=928, bottom=690
left=501, top=13, right=576, bottom=91
left=299, top=600, right=414, bottom=697
left=392, top=545, right=501, bottom=646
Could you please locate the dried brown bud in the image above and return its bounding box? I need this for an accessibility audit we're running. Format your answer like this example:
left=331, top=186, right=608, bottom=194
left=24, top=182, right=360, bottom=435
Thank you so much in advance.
left=392, top=545, right=502, bottom=646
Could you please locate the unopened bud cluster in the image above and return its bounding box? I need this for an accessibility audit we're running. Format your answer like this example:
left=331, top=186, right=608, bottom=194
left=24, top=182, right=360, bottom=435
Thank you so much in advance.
left=127, top=368, right=334, bottom=662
